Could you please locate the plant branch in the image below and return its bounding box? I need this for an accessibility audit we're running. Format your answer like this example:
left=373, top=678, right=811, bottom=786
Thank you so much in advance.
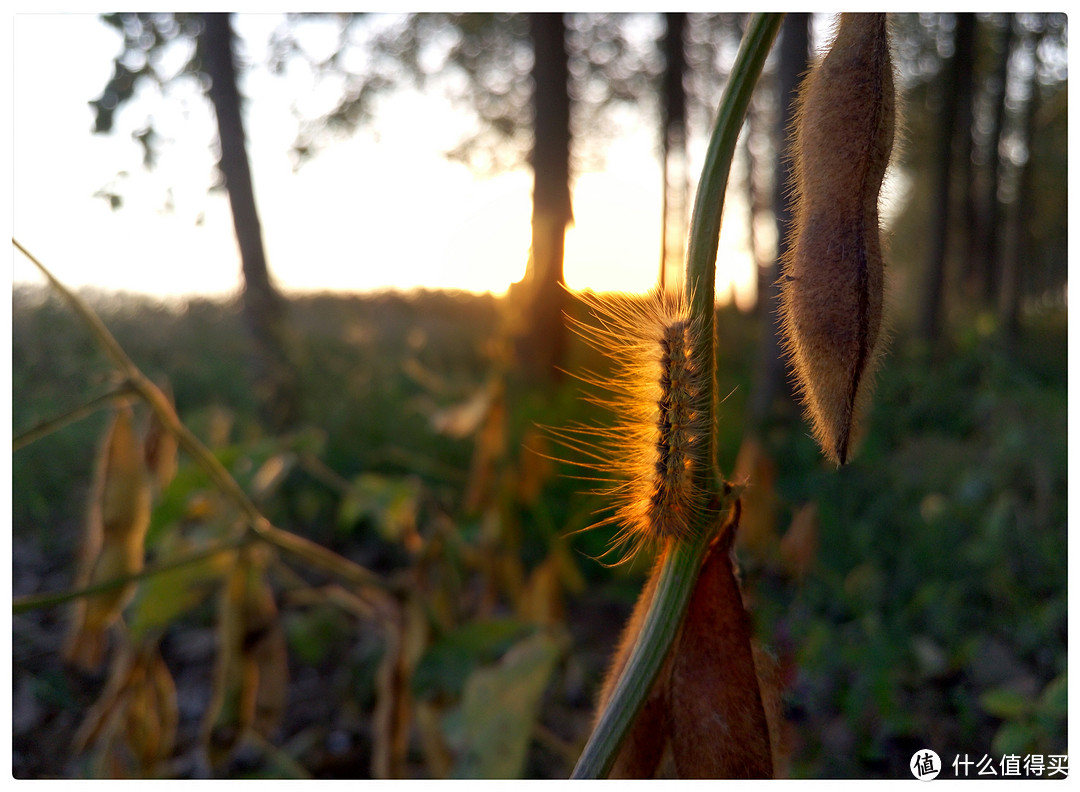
left=685, top=12, right=785, bottom=488
left=13, top=238, right=385, bottom=592
left=12, top=533, right=254, bottom=614
left=571, top=14, right=783, bottom=779
left=13, top=383, right=137, bottom=452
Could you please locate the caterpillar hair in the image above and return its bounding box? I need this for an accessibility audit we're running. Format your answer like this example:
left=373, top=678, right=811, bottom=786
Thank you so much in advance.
left=551, top=288, right=711, bottom=564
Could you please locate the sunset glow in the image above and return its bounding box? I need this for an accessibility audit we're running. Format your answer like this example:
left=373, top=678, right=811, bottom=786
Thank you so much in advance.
left=12, top=14, right=758, bottom=305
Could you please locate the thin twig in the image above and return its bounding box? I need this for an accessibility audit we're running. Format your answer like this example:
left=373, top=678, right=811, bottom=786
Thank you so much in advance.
left=12, top=239, right=385, bottom=596
left=13, top=383, right=137, bottom=451
left=12, top=533, right=254, bottom=614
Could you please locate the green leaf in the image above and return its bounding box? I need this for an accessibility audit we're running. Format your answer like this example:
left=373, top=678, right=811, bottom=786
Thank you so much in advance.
left=412, top=619, right=531, bottom=702
left=979, top=687, right=1032, bottom=720
left=144, top=462, right=214, bottom=546
left=448, top=631, right=562, bottom=779
left=337, top=473, right=423, bottom=541
left=127, top=534, right=235, bottom=641
left=991, top=720, right=1038, bottom=757
left=282, top=602, right=354, bottom=666
left=1037, top=672, right=1067, bottom=718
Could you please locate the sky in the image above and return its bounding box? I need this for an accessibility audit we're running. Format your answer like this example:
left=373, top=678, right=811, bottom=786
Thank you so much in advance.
left=11, top=13, right=761, bottom=305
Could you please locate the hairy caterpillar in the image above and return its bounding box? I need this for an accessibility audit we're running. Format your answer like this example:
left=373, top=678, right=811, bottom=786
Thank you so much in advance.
left=551, top=288, right=709, bottom=563
left=779, top=13, right=895, bottom=465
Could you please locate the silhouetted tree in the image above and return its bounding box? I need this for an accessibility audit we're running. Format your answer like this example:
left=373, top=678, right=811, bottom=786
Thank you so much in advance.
left=918, top=14, right=966, bottom=347
left=972, top=16, right=1015, bottom=306
left=90, top=12, right=302, bottom=431
left=514, top=13, right=573, bottom=382
left=277, top=13, right=666, bottom=381
left=999, top=16, right=1047, bottom=342
left=201, top=13, right=301, bottom=430
left=659, top=13, right=688, bottom=290
left=747, top=13, right=809, bottom=430
left=952, top=14, right=978, bottom=301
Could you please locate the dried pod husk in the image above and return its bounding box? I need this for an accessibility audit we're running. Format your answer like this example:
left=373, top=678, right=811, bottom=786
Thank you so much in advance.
left=147, top=648, right=179, bottom=765
left=143, top=379, right=178, bottom=494
left=64, top=406, right=152, bottom=671
left=202, top=547, right=286, bottom=769
left=779, top=13, right=896, bottom=465
left=668, top=504, right=772, bottom=779
left=593, top=560, right=671, bottom=779
left=73, top=643, right=177, bottom=777
left=592, top=502, right=774, bottom=779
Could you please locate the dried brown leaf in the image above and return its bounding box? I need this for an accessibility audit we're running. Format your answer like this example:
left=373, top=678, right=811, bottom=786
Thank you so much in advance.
left=669, top=514, right=773, bottom=778
left=780, top=502, right=820, bottom=581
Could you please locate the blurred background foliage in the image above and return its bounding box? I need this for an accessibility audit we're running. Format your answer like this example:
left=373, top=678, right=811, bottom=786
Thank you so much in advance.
left=12, top=285, right=1066, bottom=777
left=12, top=11, right=1067, bottom=780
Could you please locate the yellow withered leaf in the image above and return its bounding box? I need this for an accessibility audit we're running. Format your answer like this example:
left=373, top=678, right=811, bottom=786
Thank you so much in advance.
left=203, top=547, right=287, bottom=769
left=64, top=406, right=152, bottom=672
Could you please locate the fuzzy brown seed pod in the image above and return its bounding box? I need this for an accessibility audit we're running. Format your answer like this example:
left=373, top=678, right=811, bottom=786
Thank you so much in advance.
left=779, top=13, right=895, bottom=465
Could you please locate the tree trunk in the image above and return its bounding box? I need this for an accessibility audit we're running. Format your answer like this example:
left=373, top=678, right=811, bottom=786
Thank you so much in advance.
left=201, top=13, right=301, bottom=431
left=746, top=89, right=776, bottom=316
left=746, top=13, right=808, bottom=430
left=973, top=16, right=1014, bottom=306
left=515, top=13, right=573, bottom=384
left=952, top=14, right=978, bottom=299
left=660, top=12, right=688, bottom=292
left=918, top=14, right=964, bottom=347
left=999, top=19, right=1043, bottom=343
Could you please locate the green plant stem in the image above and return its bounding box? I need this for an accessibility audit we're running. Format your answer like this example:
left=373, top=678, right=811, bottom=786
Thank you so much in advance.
left=12, top=533, right=254, bottom=614
left=571, top=530, right=711, bottom=779
left=685, top=12, right=785, bottom=489
left=13, top=238, right=385, bottom=593
left=571, top=14, right=783, bottom=779
left=13, top=383, right=137, bottom=451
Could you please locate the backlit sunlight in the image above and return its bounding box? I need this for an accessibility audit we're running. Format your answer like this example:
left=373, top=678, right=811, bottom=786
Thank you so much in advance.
left=12, top=14, right=758, bottom=305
